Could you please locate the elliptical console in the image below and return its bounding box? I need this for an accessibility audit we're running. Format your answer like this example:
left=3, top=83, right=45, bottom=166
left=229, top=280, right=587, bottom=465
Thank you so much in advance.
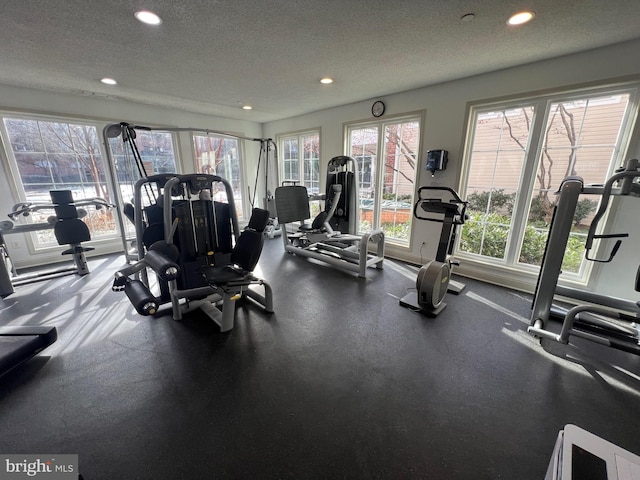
left=399, top=187, right=467, bottom=316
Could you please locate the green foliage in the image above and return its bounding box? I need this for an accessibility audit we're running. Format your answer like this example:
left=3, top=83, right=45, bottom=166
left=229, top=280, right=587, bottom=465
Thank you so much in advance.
left=359, top=219, right=372, bottom=232
left=573, top=198, right=598, bottom=226
left=518, top=226, right=584, bottom=272
left=466, top=189, right=515, bottom=214
left=460, top=211, right=586, bottom=273
left=519, top=226, right=548, bottom=266
left=382, top=221, right=410, bottom=240
left=528, top=195, right=555, bottom=223
left=382, top=192, right=412, bottom=202
left=459, top=212, right=509, bottom=259
left=526, top=195, right=595, bottom=226
left=561, top=234, right=586, bottom=273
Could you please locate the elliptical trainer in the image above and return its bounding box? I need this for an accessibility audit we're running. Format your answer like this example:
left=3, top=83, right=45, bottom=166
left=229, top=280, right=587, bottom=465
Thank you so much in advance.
left=399, top=186, right=468, bottom=316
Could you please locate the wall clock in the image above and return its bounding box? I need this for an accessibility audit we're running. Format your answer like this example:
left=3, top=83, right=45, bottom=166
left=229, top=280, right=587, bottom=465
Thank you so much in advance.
left=371, top=100, right=385, bottom=117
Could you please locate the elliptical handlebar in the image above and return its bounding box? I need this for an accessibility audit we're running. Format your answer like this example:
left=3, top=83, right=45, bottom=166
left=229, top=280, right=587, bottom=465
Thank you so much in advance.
left=414, top=186, right=468, bottom=224
left=417, top=186, right=465, bottom=203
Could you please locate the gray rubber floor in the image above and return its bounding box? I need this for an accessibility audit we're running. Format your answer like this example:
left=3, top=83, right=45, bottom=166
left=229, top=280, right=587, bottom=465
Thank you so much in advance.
left=1, top=239, right=639, bottom=479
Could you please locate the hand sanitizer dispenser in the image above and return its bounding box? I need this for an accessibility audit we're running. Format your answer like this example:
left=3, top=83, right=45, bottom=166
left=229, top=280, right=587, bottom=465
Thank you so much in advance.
left=425, top=150, right=448, bottom=176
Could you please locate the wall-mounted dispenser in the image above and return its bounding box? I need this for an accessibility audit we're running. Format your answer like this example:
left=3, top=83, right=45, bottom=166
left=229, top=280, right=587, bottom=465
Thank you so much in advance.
left=425, top=150, right=448, bottom=176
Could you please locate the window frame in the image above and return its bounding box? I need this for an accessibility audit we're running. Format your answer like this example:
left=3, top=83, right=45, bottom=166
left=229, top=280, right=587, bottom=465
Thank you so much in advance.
left=0, top=112, right=123, bottom=252
left=191, top=132, right=247, bottom=220
left=106, top=126, right=181, bottom=251
left=344, top=112, right=423, bottom=247
left=276, top=129, right=321, bottom=195
left=457, top=81, right=640, bottom=284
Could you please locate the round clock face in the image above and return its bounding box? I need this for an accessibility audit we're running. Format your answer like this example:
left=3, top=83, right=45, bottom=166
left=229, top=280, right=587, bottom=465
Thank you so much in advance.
left=372, top=100, right=385, bottom=117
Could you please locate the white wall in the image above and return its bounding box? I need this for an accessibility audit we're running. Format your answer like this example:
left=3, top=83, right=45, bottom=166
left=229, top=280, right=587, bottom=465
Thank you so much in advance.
left=263, top=38, right=640, bottom=300
left=0, top=84, right=263, bottom=268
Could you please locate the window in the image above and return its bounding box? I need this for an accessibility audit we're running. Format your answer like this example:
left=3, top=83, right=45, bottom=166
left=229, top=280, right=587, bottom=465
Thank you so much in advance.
left=3, top=117, right=118, bottom=247
left=459, top=85, right=638, bottom=280
left=193, top=134, right=244, bottom=220
left=107, top=129, right=178, bottom=238
left=279, top=131, right=320, bottom=194
left=346, top=117, right=420, bottom=244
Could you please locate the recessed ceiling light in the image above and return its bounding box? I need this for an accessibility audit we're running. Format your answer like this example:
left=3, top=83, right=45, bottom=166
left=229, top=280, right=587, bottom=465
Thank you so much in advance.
left=320, top=78, right=334, bottom=84
left=242, top=105, right=253, bottom=110
left=460, top=13, right=475, bottom=22
left=507, top=11, right=535, bottom=25
left=135, top=10, right=162, bottom=25
left=101, top=78, right=117, bottom=85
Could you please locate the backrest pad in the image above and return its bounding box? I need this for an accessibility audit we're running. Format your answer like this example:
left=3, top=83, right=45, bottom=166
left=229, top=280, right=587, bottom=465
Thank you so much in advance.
left=274, top=186, right=311, bottom=224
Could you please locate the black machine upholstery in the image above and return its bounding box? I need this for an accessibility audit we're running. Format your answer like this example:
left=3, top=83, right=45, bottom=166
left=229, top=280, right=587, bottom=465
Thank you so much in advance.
left=54, top=219, right=92, bottom=248
left=275, top=158, right=355, bottom=235
left=273, top=156, right=385, bottom=279
left=274, top=185, right=334, bottom=234
left=326, top=156, right=357, bottom=233
left=133, top=191, right=236, bottom=290
left=274, top=186, right=311, bottom=224
left=326, top=170, right=354, bottom=224
left=113, top=174, right=274, bottom=331
left=50, top=190, right=95, bottom=257
left=0, top=190, right=110, bottom=298
left=204, top=207, right=270, bottom=284
left=0, top=326, right=58, bottom=377
left=231, top=208, right=270, bottom=271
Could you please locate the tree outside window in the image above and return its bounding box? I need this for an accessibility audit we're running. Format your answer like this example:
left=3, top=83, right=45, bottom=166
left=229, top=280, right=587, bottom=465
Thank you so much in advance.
left=348, top=118, right=420, bottom=244
left=4, top=118, right=117, bottom=246
left=193, top=134, right=244, bottom=220
left=460, top=91, right=633, bottom=275
left=108, top=129, right=178, bottom=239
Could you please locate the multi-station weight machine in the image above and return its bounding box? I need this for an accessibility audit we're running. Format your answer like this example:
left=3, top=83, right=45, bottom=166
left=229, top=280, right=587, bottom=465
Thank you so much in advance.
left=103, top=122, right=278, bottom=262
left=0, top=191, right=112, bottom=298
left=274, top=156, right=385, bottom=279
left=111, top=173, right=273, bottom=332
left=104, top=123, right=277, bottom=332
left=528, top=158, right=640, bottom=354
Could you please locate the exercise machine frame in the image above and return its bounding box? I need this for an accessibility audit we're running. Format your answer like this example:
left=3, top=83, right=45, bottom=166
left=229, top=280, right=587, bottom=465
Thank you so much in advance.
left=527, top=158, right=640, bottom=354
left=103, top=122, right=277, bottom=263
left=274, top=156, right=384, bottom=279
left=113, top=173, right=273, bottom=332
left=399, top=186, right=467, bottom=316
left=0, top=192, right=112, bottom=298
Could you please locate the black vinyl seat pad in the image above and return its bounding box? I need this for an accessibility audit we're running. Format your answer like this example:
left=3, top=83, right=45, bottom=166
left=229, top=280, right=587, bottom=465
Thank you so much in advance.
left=0, top=326, right=57, bottom=377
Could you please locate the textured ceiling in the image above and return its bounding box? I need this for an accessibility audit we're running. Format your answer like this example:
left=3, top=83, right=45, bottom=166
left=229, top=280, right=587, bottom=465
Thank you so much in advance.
left=1, top=0, right=640, bottom=123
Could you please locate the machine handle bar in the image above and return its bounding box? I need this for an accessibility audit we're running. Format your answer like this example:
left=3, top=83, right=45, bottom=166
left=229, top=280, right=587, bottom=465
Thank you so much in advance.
left=417, top=186, right=466, bottom=204
left=584, top=159, right=639, bottom=262
left=414, top=187, right=468, bottom=224
left=413, top=204, right=467, bottom=224
left=8, top=197, right=114, bottom=219
left=584, top=235, right=627, bottom=263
